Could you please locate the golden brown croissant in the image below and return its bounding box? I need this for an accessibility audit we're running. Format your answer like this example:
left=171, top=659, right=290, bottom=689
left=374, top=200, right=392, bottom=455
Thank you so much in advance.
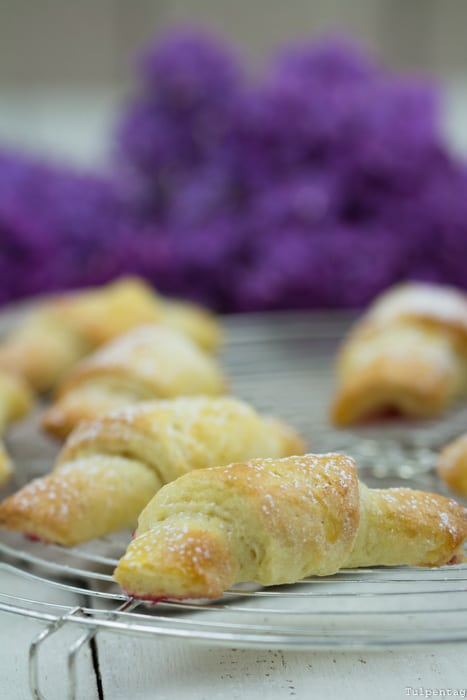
left=0, top=397, right=305, bottom=545
left=41, top=325, right=227, bottom=440
left=0, top=372, right=33, bottom=486
left=332, top=283, right=467, bottom=425
left=437, top=433, right=467, bottom=496
left=114, top=453, right=467, bottom=600
left=0, top=276, right=221, bottom=392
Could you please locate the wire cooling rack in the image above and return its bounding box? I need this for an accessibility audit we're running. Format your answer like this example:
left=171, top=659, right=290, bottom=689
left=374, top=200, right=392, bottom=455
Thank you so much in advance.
left=1, top=309, right=467, bottom=700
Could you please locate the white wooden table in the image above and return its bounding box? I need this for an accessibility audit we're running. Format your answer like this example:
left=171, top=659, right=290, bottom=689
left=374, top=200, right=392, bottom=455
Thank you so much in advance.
left=1, top=589, right=466, bottom=700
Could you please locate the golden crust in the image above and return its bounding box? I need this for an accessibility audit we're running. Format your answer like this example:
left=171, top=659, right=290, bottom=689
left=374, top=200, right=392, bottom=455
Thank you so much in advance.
left=0, top=397, right=306, bottom=545
left=0, top=276, right=222, bottom=392
left=47, top=277, right=164, bottom=348
left=332, top=325, right=464, bottom=425
left=332, top=283, right=467, bottom=426
left=0, top=371, right=33, bottom=428
left=115, top=454, right=360, bottom=599
left=0, top=315, right=88, bottom=392
left=0, top=372, right=34, bottom=487
left=41, top=325, right=227, bottom=440
left=58, top=397, right=306, bottom=476
left=114, top=453, right=467, bottom=601
left=0, top=457, right=160, bottom=545
left=158, top=298, right=222, bottom=353
left=360, top=282, right=467, bottom=347
left=0, top=442, right=12, bottom=487
left=118, top=526, right=239, bottom=600
left=437, top=434, right=467, bottom=497
left=345, top=485, right=467, bottom=568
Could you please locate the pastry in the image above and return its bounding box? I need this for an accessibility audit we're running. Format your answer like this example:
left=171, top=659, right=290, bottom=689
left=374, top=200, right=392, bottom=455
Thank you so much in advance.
left=437, top=433, right=467, bottom=496
left=114, top=453, right=467, bottom=600
left=0, top=397, right=305, bottom=545
left=0, top=372, right=33, bottom=485
left=0, top=443, right=11, bottom=488
left=332, top=283, right=467, bottom=425
left=0, top=276, right=221, bottom=392
left=41, top=325, right=227, bottom=440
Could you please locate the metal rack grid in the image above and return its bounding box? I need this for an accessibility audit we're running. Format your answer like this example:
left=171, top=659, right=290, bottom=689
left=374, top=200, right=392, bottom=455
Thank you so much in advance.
left=1, top=310, right=467, bottom=700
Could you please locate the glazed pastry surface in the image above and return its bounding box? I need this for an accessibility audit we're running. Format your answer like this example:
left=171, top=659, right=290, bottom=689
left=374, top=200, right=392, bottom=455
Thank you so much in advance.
left=0, top=397, right=305, bottom=544
left=0, top=277, right=221, bottom=392
left=332, top=283, right=467, bottom=425
left=114, top=453, right=467, bottom=600
left=42, top=325, right=227, bottom=440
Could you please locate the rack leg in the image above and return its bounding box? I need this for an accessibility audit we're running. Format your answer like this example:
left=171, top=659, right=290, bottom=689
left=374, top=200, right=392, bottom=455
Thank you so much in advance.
left=29, top=606, right=85, bottom=700
left=67, top=629, right=100, bottom=700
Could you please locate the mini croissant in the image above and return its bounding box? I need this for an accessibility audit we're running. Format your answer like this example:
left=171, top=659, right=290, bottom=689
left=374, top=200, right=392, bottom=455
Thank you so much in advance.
left=0, top=277, right=221, bottom=392
left=0, top=372, right=33, bottom=486
left=41, top=325, right=227, bottom=440
left=437, top=433, right=467, bottom=496
left=332, top=283, right=467, bottom=425
left=0, top=397, right=305, bottom=545
left=114, top=453, right=467, bottom=600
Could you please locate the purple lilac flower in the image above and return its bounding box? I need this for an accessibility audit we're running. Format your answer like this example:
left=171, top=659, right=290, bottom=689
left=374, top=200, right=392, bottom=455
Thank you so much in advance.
left=115, top=29, right=243, bottom=217
left=1, top=30, right=467, bottom=311
left=0, top=150, right=131, bottom=303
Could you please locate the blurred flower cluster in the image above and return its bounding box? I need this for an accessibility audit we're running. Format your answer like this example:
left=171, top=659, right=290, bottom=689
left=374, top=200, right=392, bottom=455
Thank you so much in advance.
left=1, top=29, right=467, bottom=310
left=0, top=150, right=130, bottom=304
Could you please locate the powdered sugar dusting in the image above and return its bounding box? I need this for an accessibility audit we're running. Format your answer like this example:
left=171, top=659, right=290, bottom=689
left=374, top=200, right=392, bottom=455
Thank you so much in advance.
left=9, top=455, right=147, bottom=523
left=380, top=487, right=466, bottom=539
left=370, top=283, right=467, bottom=333
left=130, top=452, right=359, bottom=589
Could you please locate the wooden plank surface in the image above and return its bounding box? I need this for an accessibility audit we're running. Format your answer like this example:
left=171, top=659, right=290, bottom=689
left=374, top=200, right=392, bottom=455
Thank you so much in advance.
left=2, top=591, right=467, bottom=700
left=95, top=632, right=467, bottom=700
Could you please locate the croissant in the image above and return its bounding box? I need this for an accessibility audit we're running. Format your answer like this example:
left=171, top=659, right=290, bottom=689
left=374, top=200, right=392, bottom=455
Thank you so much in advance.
left=41, top=325, right=227, bottom=440
left=332, top=283, right=467, bottom=426
left=437, top=433, right=467, bottom=496
left=0, top=372, right=33, bottom=486
left=114, top=453, right=467, bottom=600
left=0, top=276, right=221, bottom=392
left=0, top=397, right=305, bottom=545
